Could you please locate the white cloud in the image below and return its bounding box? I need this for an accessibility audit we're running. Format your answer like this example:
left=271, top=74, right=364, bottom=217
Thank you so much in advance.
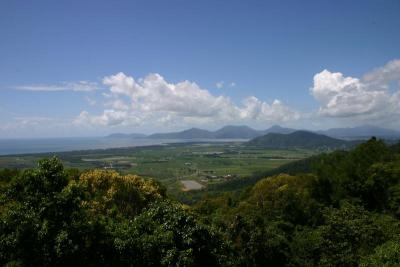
left=240, top=97, right=300, bottom=122
left=15, top=81, right=98, bottom=92
left=74, top=72, right=300, bottom=127
left=73, top=110, right=133, bottom=127
left=229, top=82, right=236, bottom=87
left=363, top=59, right=400, bottom=86
left=101, top=72, right=238, bottom=120
left=105, top=99, right=129, bottom=110
left=216, top=81, right=224, bottom=89
left=310, top=59, right=400, bottom=125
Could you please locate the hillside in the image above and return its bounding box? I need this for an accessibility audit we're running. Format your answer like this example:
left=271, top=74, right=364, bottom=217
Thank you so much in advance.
left=261, top=125, right=296, bottom=135
left=149, top=126, right=259, bottom=139
left=2, top=139, right=400, bottom=266
left=146, top=125, right=296, bottom=139
left=213, top=125, right=261, bottom=139
left=0, top=159, right=228, bottom=266
left=247, top=130, right=353, bottom=149
left=193, top=138, right=400, bottom=266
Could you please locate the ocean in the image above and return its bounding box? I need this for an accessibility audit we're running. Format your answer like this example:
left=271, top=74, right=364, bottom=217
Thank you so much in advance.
left=0, top=138, right=183, bottom=155
left=0, top=137, right=246, bottom=155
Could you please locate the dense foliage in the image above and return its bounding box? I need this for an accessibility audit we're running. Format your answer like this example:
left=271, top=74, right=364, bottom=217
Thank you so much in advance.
left=193, top=138, right=400, bottom=266
left=0, top=159, right=230, bottom=266
left=1, top=137, right=400, bottom=266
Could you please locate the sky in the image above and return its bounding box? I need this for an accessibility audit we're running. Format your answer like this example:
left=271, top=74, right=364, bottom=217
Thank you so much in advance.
left=0, top=0, right=400, bottom=138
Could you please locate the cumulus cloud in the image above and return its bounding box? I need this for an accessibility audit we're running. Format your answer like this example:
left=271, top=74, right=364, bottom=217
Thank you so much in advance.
left=15, top=81, right=98, bottom=92
left=74, top=72, right=300, bottom=127
left=73, top=110, right=133, bottom=127
left=310, top=59, right=400, bottom=125
left=240, top=97, right=300, bottom=122
left=105, top=99, right=130, bottom=110
left=363, top=59, right=400, bottom=86
left=311, top=70, right=388, bottom=117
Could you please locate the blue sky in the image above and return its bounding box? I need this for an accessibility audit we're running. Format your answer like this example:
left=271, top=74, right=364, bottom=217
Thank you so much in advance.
left=1, top=0, right=400, bottom=137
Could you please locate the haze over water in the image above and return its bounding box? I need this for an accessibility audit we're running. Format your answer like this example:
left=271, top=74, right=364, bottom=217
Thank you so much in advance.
left=0, top=138, right=176, bottom=155
left=0, top=138, right=245, bottom=155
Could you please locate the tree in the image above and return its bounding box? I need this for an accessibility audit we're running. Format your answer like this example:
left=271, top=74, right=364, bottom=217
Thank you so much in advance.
left=0, top=158, right=231, bottom=266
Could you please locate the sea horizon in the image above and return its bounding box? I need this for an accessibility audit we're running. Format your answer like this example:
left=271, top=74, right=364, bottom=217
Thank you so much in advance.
left=0, top=137, right=247, bottom=156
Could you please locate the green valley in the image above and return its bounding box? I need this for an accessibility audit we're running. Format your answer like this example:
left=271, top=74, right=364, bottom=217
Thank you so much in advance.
left=0, top=141, right=316, bottom=200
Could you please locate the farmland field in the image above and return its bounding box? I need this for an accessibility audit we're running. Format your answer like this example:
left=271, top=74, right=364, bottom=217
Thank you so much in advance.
left=0, top=141, right=316, bottom=197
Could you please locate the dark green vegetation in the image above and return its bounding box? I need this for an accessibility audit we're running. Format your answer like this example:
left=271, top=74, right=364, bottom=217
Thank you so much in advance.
left=192, top=138, right=400, bottom=266
left=247, top=130, right=357, bottom=149
left=0, top=159, right=231, bottom=266
left=1, top=138, right=400, bottom=266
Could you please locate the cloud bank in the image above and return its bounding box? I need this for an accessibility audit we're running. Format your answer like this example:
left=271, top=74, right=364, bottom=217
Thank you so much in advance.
left=310, top=59, right=400, bottom=126
left=75, top=72, right=300, bottom=128
left=5, top=58, right=400, bottom=138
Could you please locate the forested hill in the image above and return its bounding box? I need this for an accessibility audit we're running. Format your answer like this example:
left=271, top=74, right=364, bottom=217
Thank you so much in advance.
left=247, top=130, right=355, bottom=149
left=1, top=138, right=400, bottom=266
left=193, top=138, right=400, bottom=266
left=213, top=125, right=261, bottom=139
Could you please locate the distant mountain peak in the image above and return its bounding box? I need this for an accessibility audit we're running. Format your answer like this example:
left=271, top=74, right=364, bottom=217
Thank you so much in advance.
left=184, top=127, right=209, bottom=132
left=214, top=125, right=260, bottom=139
left=247, top=130, right=355, bottom=149
left=269, top=124, right=284, bottom=129
left=263, top=125, right=296, bottom=135
left=218, top=125, right=254, bottom=130
left=107, top=124, right=400, bottom=142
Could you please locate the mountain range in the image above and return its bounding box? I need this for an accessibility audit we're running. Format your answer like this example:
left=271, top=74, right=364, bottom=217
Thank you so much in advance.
left=106, top=125, right=400, bottom=140
left=106, top=125, right=295, bottom=140
left=246, top=130, right=357, bottom=149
